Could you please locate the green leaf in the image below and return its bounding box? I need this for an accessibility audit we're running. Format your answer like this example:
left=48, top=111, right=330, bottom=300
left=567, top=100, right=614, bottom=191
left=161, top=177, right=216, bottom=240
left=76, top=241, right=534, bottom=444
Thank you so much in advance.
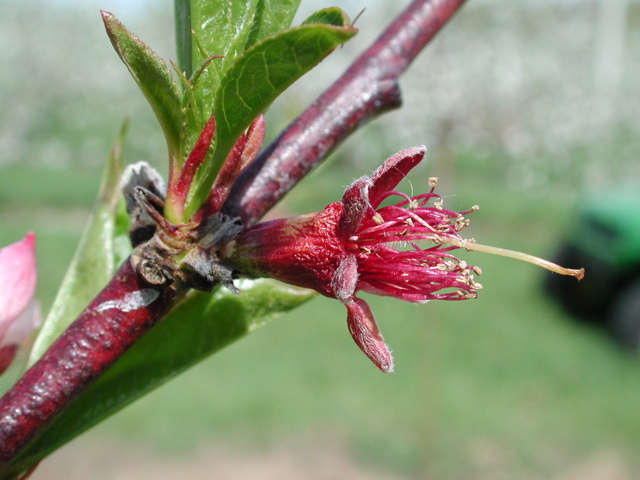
left=245, top=0, right=302, bottom=50
left=188, top=0, right=260, bottom=110
left=190, top=0, right=258, bottom=63
left=177, top=0, right=301, bottom=108
left=183, top=14, right=357, bottom=219
left=302, top=6, right=353, bottom=27
left=27, top=122, right=132, bottom=367
left=102, top=11, right=183, bottom=167
left=174, top=0, right=302, bottom=181
left=187, top=0, right=303, bottom=79
left=10, top=280, right=314, bottom=474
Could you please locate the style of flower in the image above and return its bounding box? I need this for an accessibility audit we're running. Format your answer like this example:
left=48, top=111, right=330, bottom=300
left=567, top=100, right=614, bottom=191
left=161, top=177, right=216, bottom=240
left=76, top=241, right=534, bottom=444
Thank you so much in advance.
left=0, top=233, right=42, bottom=375
left=224, top=146, right=483, bottom=372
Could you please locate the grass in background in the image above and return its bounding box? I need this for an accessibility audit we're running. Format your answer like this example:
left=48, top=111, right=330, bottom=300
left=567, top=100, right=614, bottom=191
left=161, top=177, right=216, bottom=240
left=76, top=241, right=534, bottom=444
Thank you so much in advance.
left=3, top=150, right=639, bottom=479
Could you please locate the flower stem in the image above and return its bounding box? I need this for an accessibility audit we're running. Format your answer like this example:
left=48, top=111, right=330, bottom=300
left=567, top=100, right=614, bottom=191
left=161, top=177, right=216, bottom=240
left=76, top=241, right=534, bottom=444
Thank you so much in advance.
left=224, top=0, right=468, bottom=226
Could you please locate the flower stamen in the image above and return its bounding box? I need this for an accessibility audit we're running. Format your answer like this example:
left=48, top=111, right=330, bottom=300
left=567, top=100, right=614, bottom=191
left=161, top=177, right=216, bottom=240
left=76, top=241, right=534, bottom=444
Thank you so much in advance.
left=438, top=237, right=585, bottom=280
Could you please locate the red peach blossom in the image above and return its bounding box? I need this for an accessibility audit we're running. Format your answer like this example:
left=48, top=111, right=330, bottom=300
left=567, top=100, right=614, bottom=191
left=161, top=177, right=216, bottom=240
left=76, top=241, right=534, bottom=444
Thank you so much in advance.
left=225, top=147, right=481, bottom=372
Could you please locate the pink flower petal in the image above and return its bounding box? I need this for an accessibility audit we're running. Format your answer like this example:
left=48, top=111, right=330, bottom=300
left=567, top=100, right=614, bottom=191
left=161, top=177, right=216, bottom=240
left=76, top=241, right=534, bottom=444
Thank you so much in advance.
left=2, top=299, right=42, bottom=347
left=0, top=233, right=37, bottom=343
left=0, top=299, right=41, bottom=375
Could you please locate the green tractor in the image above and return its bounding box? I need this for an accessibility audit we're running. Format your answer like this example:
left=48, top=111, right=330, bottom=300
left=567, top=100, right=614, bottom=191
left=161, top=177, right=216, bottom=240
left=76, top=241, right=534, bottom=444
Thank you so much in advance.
left=545, top=189, right=640, bottom=351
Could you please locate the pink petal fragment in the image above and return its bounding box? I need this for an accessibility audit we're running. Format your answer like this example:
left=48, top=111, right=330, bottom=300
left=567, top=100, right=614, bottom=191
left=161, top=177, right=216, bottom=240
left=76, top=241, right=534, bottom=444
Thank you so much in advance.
left=2, top=299, right=42, bottom=347
left=0, top=299, right=41, bottom=375
left=345, top=297, right=394, bottom=373
left=368, top=146, right=426, bottom=208
left=0, top=233, right=37, bottom=342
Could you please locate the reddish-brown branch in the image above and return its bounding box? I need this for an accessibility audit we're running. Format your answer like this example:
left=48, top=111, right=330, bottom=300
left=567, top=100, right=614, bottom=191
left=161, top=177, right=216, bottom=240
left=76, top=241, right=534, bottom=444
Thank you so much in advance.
left=0, top=259, right=185, bottom=466
left=224, top=0, right=468, bottom=226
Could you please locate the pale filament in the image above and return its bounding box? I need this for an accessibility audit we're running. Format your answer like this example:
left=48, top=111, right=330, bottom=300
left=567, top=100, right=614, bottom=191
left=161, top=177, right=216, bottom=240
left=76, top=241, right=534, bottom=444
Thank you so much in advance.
left=439, top=237, right=585, bottom=280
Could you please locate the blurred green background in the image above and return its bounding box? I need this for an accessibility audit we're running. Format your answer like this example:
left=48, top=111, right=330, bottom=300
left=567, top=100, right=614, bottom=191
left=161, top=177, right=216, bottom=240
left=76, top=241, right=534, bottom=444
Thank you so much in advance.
left=1, top=0, right=640, bottom=478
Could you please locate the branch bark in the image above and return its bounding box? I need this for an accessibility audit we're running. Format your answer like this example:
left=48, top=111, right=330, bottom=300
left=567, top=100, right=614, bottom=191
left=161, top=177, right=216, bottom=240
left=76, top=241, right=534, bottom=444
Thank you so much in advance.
left=0, top=259, right=186, bottom=471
